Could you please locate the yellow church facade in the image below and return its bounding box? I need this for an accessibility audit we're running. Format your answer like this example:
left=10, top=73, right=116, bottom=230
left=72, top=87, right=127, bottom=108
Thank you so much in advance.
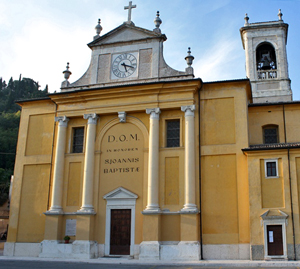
left=4, top=5, right=300, bottom=261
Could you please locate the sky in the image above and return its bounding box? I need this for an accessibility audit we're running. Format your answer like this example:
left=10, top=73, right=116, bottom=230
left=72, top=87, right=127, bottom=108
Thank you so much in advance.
left=1, top=0, right=300, bottom=99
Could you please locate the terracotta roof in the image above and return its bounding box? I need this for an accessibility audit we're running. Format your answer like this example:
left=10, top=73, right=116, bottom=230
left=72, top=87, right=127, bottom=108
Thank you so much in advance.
left=242, top=142, right=300, bottom=151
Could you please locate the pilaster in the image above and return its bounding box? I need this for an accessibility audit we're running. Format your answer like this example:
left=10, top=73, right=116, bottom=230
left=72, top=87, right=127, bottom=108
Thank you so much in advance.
left=144, top=108, right=161, bottom=212
left=79, top=113, right=98, bottom=213
left=48, top=116, right=69, bottom=213
left=181, top=105, right=197, bottom=212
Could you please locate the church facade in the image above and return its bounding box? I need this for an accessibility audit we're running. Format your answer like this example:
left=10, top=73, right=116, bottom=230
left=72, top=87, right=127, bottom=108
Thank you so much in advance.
left=4, top=4, right=300, bottom=261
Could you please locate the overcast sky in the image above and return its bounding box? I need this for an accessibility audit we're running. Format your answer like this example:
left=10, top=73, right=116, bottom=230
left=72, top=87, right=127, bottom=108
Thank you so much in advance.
left=1, top=0, right=300, bottom=99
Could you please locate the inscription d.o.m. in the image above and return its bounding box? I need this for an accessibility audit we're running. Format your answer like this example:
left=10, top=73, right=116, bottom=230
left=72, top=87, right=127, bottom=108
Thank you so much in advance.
left=108, top=134, right=138, bottom=143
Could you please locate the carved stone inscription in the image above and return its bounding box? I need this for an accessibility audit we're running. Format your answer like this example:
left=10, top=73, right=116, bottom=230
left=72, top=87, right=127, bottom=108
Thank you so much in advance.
left=101, top=123, right=143, bottom=179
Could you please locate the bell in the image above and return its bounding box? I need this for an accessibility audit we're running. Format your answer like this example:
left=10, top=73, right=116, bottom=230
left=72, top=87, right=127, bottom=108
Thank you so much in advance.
left=261, top=56, right=271, bottom=70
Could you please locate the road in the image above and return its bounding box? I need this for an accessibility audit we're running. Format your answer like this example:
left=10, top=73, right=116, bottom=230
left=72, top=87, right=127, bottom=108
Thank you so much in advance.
left=0, top=261, right=300, bottom=269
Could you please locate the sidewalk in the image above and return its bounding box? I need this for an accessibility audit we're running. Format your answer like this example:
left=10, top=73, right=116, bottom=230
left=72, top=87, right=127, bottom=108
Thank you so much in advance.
left=0, top=253, right=299, bottom=268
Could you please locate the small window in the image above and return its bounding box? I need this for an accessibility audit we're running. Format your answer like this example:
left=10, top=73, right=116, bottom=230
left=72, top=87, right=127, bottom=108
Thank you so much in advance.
left=72, top=127, right=84, bottom=153
left=264, top=159, right=279, bottom=178
left=166, top=119, right=180, bottom=147
left=263, top=125, right=278, bottom=144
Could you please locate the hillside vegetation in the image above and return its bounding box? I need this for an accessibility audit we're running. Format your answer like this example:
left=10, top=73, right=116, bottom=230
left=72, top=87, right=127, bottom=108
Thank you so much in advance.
left=0, top=76, right=48, bottom=205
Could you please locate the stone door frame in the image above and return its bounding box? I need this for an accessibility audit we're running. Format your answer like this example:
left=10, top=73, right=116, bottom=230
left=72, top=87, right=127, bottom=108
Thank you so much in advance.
left=103, top=187, right=138, bottom=256
left=261, top=210, right=288, bottom=260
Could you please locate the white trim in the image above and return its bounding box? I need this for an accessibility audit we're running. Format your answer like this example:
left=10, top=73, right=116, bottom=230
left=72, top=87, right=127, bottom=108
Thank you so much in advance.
left=103, top=187, right=138, bottom=256
left=264, top=159, right=279, bottom=178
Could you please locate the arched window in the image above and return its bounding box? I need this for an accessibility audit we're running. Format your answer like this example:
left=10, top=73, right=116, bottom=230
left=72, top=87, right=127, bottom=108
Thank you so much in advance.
left=256, top=43, right=277, bottom=70
left=263, top=125, right=279, bottom=144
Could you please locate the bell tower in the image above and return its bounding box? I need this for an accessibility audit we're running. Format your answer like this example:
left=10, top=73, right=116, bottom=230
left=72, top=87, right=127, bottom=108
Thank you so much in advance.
left=240, top=10, right=292, bottom=103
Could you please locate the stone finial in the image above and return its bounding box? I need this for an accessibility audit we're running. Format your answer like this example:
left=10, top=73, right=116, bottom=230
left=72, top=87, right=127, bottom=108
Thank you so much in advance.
left=185, top=47, right=194, bottom=67
left=244, top=13, right=249, bottom=26
left=185, top=47, right=194, bottom=75
left=61, top=62, right=72, bottom=88
left=153, top=11, right=162, bottom=34
left=94, top=18, right=102, bottom=40
left=278, top=9, right=283, bottom=21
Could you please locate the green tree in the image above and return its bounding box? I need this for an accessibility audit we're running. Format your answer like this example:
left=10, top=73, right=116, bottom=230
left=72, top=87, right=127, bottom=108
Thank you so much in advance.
left=0, top=76, right=48, bottom=205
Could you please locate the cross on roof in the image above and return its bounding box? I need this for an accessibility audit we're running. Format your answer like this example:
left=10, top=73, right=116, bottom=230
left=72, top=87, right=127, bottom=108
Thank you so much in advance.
left=124, top=1, right=136, bottom=23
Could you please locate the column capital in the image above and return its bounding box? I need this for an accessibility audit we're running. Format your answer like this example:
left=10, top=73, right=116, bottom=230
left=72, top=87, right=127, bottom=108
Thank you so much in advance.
left=181, top=105, right=195, bottom=116
left=118, top=111, right=127, bottom=123
left=55, top=116, right=69, bottom=127
left=146, top=108, right=161, bottom=119
left=83, top=113, right=99, bottom=124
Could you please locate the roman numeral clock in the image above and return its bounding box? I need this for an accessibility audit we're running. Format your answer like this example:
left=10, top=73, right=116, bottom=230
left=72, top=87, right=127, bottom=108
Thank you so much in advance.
left=111, top=52, right=138, bottom=79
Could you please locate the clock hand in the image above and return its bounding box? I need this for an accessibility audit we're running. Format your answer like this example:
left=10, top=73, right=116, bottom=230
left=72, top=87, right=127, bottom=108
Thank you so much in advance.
left=125, top=64, right=134, bottom=69
left=121, top=62, right=128, bottom=72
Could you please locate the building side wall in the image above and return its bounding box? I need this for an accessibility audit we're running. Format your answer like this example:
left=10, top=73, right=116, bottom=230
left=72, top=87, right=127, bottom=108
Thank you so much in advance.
left=7, top=100, right=56, bottom=243
left=200, top=82, right=251, bottom=259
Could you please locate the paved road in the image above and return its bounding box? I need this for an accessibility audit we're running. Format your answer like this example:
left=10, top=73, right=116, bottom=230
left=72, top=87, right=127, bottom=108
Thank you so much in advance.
left=0, top=261, right=300, bottom=269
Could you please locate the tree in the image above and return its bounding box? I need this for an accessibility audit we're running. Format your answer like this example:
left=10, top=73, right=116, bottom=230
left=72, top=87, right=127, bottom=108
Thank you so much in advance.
left=0, top=76, right=48, bottom=205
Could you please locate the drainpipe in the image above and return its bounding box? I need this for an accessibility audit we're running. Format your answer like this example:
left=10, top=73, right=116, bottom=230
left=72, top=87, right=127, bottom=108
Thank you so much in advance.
left=198, top=79, right=203, bottom=260
left=283, top=104, right=296, bottom=260
left=47, top=101, right=58, bottom=210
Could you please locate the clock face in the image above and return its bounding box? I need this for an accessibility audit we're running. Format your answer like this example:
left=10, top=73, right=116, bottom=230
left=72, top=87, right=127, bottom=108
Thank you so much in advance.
left=111, top=52, right=138, bottom=79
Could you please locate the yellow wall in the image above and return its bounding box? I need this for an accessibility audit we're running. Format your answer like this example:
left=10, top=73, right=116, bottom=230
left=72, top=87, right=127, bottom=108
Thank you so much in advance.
left=8, top=99, right=56, bottom=242
left=17, top=164, right=49, bottom=242
left=202, top=98, right=236, bottom=145
left=260, top=159, right=284, bottom=208
left=202, top=154, right=239, bottom=244
left=248, top=103, right=300, bottom=145
left=200, top=81, right=251, bottom=245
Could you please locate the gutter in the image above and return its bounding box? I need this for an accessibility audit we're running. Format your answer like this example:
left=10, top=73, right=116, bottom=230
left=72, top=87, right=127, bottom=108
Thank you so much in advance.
left=284, top=104, right=296, bottom=260
left=198, top=79, right=204, bottom=260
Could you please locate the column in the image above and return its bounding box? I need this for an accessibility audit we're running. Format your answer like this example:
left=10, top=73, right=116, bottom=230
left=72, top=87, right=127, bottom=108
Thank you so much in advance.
left=181, top=105, right=197, bottom=212
left=78, top=113, right=98, bottom=213
left=145, top=108, right=161, bottom=212
left=49, top=116, right=69, bottom=213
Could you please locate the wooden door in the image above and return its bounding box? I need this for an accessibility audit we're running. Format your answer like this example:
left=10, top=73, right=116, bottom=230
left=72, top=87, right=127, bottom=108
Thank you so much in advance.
left=110, top=209, right=131, bottom=255
left=267, top=225, right=283, bottom=256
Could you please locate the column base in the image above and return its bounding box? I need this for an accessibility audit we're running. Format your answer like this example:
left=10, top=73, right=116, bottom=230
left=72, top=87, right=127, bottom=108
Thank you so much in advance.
left=77, top=206, right=95, bottom=214
left=181, top=204, right=198, bottom=213
left=46, top=206, right=63, bottom=215
left=144, top=204, right=161, bottom=213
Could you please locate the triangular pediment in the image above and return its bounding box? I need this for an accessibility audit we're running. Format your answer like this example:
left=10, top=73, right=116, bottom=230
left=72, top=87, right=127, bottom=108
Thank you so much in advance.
left=260, top=209, right=288, bottom=220
left=88, top=23, right=166, bottom=47
left=103, top=186, right=138, bottom=200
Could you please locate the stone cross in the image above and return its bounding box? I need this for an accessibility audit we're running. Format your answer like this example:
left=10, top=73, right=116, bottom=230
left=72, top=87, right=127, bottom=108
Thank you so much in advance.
left=124, top=1, right=136, bottom=23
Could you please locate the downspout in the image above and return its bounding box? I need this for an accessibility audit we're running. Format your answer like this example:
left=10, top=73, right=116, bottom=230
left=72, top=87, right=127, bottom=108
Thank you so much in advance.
left=283, top=104, right=296, bottom=260
left=47, top=101, right=58, bottom=210
left=198, top=79, right=203, bottom=260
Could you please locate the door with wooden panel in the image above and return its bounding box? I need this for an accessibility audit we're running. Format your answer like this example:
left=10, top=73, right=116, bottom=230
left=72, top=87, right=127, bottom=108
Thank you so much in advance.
left=110, top=209, right=131, bottom=255
left=267, top=225, right=283, bottom=256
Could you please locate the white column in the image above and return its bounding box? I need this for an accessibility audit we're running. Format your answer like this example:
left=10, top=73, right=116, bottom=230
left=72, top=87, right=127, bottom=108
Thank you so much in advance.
left=145, top=108, right=161, bottom=212
left=49, top=116, right=69, bottom=213
left=79, top=113, right=98, bottom=213
left=181, top=105, right=198, bottom=212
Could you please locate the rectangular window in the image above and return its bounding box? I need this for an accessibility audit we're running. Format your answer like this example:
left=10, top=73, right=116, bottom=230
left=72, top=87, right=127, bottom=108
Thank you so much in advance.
left=264, top=159, right=278, bottom=178
left=166, top=119, right=180, bottom=148
left=72, top=127, right=84, bottom=153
